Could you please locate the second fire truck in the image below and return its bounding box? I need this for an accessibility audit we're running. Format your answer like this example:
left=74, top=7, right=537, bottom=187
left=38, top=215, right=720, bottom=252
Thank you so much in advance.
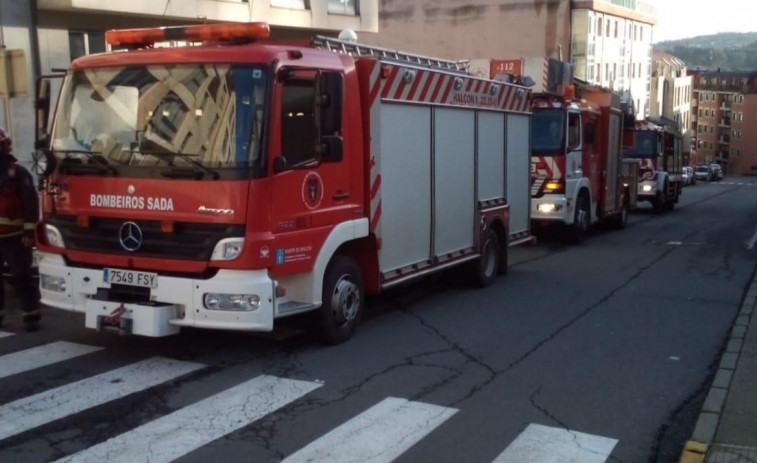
left=527, top=60, right=634, bottom=242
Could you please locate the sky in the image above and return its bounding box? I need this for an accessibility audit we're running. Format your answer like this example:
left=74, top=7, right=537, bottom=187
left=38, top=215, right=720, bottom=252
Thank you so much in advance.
left=653, top=0, right=757, bottom=42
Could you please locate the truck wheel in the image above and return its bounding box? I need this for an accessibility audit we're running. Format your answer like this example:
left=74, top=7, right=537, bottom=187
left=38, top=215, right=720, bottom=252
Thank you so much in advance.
left=665, top=193, right=676, bottom=211
left=653, top=190, right=665, bottom=213
left=474, top=228, right=500, bottom=287
left=319, top=255, right=364, bottom=345
left=568, top=193, right=590, bottom=243
left=497, top=231, right=509, bottom=276
left=612, top=199, right=628, bottom=230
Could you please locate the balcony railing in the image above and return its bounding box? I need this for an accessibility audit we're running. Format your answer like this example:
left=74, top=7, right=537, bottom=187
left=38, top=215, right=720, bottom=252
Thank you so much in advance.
left=719, top=136, right=731, bottom=144
left=719, top=118, right=732, bottom=127
left=595, top=0, right=657, bottom=17
left=720, top=101, right=731, bottom=110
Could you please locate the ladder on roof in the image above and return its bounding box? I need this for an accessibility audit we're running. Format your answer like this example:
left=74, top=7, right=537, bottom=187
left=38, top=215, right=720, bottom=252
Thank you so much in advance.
left=312, top=35, right=469, bottom=73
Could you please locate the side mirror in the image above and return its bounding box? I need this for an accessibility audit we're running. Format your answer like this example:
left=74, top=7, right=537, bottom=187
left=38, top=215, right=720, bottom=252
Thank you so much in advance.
left=32, top=149, right=57, bottom=177
left=273, top=156, right=289, bottom=173
left=316, top=72, right=343, bottom=135
left=319, top=136, right=343, bottom=163
left=35, top=78, right=51, bottom=149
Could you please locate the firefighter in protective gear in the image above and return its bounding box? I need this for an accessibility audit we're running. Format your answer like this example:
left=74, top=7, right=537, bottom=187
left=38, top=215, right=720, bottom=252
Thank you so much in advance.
left=0, top=128, right=40, bottom=331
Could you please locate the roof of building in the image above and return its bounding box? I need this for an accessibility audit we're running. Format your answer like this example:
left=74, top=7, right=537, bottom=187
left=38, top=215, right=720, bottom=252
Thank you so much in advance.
left=653, top=50, right=686, bottom=68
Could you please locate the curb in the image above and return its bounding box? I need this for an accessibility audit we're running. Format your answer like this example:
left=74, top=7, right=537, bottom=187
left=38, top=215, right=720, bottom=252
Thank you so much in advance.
left=677, top=271, right=757, bottom=463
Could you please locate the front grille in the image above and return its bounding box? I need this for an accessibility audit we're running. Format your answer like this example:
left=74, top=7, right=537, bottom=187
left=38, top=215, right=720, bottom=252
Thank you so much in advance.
left=46, top=215, right=245, bottom=261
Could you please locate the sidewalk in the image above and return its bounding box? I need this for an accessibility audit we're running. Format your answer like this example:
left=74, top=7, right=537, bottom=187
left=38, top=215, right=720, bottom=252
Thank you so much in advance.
left=679, top=271, right=757, bottom=463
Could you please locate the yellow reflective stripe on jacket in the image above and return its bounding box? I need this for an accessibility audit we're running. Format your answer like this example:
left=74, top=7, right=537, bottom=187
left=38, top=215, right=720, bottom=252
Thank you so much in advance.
left=23, top=222, right=35, bottom=230
left=0, top=218, right=23, bottom=225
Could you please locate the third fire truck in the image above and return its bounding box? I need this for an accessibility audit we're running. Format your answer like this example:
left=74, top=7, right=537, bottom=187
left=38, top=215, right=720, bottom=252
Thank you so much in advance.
left=528, top=63, right=633, bottom=242
left=33, top=23, right=532, bottom=343
left=622, top=118, right=683, bottom=212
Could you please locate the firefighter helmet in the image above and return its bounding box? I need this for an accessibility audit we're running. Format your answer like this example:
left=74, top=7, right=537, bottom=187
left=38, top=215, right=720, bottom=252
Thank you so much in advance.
left=0, top=128, right=11, bottom=156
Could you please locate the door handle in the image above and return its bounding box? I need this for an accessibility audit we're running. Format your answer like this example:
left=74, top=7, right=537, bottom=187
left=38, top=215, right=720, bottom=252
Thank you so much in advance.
left=332, top=190, right=350, bottom=200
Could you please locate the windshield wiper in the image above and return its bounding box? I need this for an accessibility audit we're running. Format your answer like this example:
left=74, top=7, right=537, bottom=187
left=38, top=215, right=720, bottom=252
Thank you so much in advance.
left=138, top=150, right=220, bottom=180
left=54, top=149, right=118, bottom=176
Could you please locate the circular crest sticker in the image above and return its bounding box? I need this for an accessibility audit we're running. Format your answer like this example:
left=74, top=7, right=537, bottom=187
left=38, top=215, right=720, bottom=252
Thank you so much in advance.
left=302, top=172, right=324, bottom=210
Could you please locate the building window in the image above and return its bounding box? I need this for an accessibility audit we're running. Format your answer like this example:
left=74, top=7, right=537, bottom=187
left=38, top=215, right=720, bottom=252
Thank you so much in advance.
left=614, top=21, right=619, bottom=38
left=597, top=17, right=603, bottom=37
left=270, top=0, right=309, bottom=9
left=328, top=0, right=358, bottom=15
left=69, top=30, right=106, bottom=61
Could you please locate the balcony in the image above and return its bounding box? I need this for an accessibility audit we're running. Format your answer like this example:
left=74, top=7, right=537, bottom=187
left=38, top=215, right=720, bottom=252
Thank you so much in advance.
left=719, top=136, right=731, bottom=144
left=719, top=118, right=732, bottom=127
left=720, top=101, right=731, bottom=111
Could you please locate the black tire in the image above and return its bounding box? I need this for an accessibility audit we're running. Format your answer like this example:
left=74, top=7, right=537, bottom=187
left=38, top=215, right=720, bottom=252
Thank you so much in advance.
left=665, top=192, right=676, bottom=211
left=473, top=228, right=500, bottom=287
left=319, top=255, right=364, bottom=345
left=568, top=193, right=590, bottom=243
left=497, top=230, right=509, bottom=276
left=612, top=199, right=628, bottom=230
left=653, top=190, right=665, bottom=213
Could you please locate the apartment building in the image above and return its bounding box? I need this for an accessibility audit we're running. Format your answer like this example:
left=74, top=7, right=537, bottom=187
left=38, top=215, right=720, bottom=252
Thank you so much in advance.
left=649, top=50, right=692, bottom=162
left=0, top=0, right=378, bottom=164
left=372, top=0, right=656, bottom=120
left=571, top=0, right=656, bottom=119
left=689, top=70, right=757, bottom=174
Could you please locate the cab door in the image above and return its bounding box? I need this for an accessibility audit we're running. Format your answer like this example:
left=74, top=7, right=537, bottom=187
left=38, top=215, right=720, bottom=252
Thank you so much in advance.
left=268, top=68, right=351, bottom=277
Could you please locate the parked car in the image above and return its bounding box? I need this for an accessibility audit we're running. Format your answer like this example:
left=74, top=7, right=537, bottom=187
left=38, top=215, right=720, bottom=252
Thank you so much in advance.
left=711, top=164, right=723, bottom=181
left=682, top=166, right=696, bottom=185
left=694, top=164, right=713, bottom=181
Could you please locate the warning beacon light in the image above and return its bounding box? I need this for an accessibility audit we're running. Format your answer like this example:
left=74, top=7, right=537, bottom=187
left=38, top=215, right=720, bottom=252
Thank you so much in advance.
left=105, top=22, right=271, bottom=47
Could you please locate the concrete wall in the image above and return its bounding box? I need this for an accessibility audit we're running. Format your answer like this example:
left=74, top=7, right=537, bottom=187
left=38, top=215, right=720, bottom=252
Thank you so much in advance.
left=363, top=0, right=571, bottom=62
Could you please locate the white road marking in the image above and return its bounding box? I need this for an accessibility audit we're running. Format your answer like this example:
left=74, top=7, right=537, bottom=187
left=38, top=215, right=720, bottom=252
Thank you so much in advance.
left=492, top=423, right=618, bottom=463
left=0, top=331, right=13, bottom=339
left=746, top=227, right=757, bottom=250
left=0, top=341, right=102, bottom=380
left=0, top=357, right=202, bottom=441
left=282, top=397, right=458, bottom=463
left=55, top=375, right=322, bottom=463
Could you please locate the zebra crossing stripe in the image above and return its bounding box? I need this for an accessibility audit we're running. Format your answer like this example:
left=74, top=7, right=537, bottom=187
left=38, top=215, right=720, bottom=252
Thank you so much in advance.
left=54, top=375, right=322, bottom=463
left=0, top=357, right=202, bottom=441
left=0, top=341, right=102, bottom=380
left=0, top=331, right=13, bottom=339
left=492, top=423, right=618, bottom=463
left=282, top=397, right=458, bottom=463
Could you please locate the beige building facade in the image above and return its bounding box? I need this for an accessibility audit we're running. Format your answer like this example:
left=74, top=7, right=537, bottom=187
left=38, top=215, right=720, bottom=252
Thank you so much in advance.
left=369, top=0, right=656, bottom=120
left=649, top=50, right=692, bottom=161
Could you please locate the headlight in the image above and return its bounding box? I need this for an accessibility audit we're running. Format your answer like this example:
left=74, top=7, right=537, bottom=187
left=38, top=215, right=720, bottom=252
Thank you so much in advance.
left=203, top=293, right=261, bottom=311
left=537, top=203, right=562, bottom=213
left=45, top=224, right=66, bottom=248
left=41, top=274, right=67, bottom=292
left=642, top=185, right=653, bottom=192
left=210, top=237, right=244, bottom=261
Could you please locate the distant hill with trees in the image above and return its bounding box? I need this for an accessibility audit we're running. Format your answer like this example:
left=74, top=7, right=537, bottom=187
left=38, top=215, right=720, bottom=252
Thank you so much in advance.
left=655, top=32, right=757, bottom=71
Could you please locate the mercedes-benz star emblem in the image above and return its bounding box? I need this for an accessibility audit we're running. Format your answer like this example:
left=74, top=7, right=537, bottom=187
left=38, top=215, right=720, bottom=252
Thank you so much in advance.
left=119, top=221, right=143, bottom=252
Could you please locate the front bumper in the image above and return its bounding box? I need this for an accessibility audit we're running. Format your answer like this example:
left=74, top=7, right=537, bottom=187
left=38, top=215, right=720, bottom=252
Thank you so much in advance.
left=38, top=253, right=275, bottom=337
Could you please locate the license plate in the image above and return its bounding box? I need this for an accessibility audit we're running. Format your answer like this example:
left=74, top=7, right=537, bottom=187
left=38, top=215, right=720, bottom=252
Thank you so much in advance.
left=103, top=268, right=158, bottom=288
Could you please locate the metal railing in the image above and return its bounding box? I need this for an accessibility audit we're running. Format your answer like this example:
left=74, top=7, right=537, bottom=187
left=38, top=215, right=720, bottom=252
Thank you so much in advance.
left=594, top=0, right=657, bottom=17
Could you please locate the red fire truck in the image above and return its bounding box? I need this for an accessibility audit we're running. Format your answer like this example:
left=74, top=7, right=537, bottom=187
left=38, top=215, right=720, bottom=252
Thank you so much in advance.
left=33, top=23, right=532, bottom=343
left=530, top=78, right=633, bottom=241
left=622, top=118, right=683, bottom=212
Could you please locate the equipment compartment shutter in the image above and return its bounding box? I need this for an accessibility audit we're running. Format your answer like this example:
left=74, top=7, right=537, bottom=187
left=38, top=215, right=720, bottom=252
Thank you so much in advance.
left=434, top=107, right=475, bottom=256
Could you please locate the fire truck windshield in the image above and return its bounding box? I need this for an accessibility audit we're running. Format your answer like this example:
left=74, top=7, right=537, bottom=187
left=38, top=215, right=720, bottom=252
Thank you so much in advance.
left=627, top=131, right=659, bottom=158
left=531, top=109, right=565, bottom=155
left=51, top=64, right=268, bottom=178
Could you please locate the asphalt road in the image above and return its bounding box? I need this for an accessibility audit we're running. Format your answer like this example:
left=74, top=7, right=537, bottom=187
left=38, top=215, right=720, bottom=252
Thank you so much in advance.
left=1, top=177, right=756, bottom=463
